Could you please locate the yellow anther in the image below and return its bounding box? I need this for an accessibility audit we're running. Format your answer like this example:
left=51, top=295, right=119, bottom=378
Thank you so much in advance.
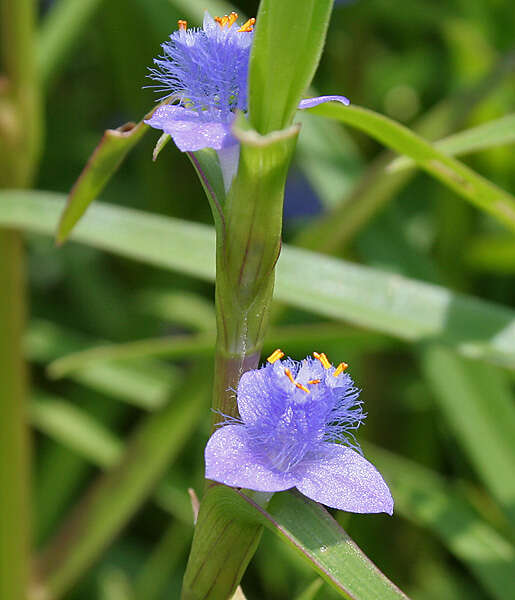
left=313, top=352, right=331, bottom=369
left=333, top=362, right=349, bottom=377
left=227, top=12, right=239, bottom=27
left=308, top=379, right=321, bottom=385
left=177, top=19, right=187, bottom=30
left=238, top=17, right=256, bottom=32
left=267, top=349, right=284, bottom=364
left=296, top=383, right=310, bottom=393
left=214, top=15, right=229, bottom=27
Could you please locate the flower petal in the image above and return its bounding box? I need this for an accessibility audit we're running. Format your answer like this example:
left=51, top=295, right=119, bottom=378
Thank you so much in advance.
left=144, top=105, right=235, bottom=151
left=298, top=95, right=350, bottom=110
left=205, top=424, right=298, bottom=492
left=296, top=444, right=394, bottom=514
left=236, top=366, right=274, bottom=425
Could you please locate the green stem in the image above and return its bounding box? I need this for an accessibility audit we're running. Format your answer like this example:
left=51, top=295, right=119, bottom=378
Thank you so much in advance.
left=0, top=0, right=41, bottom=186
left=0, top=3, right=41, bottom=599
left=0, top=230, right=30, bottom=600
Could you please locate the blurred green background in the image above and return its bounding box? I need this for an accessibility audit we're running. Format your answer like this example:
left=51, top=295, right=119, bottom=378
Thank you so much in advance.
left=5, top=0, right=515, bottom=598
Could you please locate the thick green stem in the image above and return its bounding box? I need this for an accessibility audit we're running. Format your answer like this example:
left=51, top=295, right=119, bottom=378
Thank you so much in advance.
left=0, top=229, right=30, bottom=600
left=211, top=120, right=299, bottom=423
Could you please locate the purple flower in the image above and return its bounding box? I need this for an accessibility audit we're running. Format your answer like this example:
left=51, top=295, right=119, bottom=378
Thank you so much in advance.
left=205, top=350, right=394, bottom=514
left=145, top=13, right=350, bottom=157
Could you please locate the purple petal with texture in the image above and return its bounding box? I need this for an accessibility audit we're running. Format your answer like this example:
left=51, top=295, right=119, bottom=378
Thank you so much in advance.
left=298, top=95, right=350, bottom=110
left=145, top=105, right=235, bottom=151
left=205, top=425, right=298, bottom=492
left=236, top=367, right=274, bottom=425
left=296, top=444, right=394, bottom=514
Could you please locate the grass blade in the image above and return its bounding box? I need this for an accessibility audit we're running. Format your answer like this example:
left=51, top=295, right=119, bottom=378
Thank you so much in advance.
left=2, top=191, right=515, bottom=369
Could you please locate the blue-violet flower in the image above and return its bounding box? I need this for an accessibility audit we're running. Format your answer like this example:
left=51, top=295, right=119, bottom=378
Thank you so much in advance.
left=205, top=350, right=394, bottom=514
left=145, top=12, right=350, bottom=155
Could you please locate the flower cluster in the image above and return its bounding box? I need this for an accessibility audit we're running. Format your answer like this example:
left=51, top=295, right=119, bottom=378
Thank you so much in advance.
left=205, top=350, right=393, bottom=514
left=145, top=12, right=350, bottom=154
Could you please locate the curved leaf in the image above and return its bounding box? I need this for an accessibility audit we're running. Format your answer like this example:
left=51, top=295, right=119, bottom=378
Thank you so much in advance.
left=308, top=103, right=515, bottom=231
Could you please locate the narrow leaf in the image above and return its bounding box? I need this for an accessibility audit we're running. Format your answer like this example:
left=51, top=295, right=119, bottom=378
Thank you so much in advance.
left=308, top=103, right=515, bottom=231
left=26, top=319, right=180, bottom=410
left=389, top=113, right=515, bottom=172
left=56, top=116, right=151, bottom=245
left=30, top=393, right=123, bottom=469
left=2, top=191, right=515, bottom=369
left=249, top=0, right=333, bottom=134
left=36, top=365, right=209, bottom=599
left=421, top=346, right=515, bottom=526
left=192, top=485, right=409, bottom=600
left=47, top=324, right=391, bottom=379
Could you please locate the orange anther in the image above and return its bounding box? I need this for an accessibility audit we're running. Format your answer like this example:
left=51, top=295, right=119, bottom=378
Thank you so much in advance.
left=333, top=362, right=349, bottom=377
left=177, top=20, right=187, bottom=30
left=227, top=12, right=239, bottom=27
left=284, top=368, right=296, bottom=385
left=215, top=15, right=229, bottom=27
left=238, top=17, right=256, bottom=32
left=313, top=352, right=331, bottom=369
left=308, top=379, right=321, bottom=384
left=284, top=368, right=310, bottom=393
left=267, top=349, right=284, bottom=364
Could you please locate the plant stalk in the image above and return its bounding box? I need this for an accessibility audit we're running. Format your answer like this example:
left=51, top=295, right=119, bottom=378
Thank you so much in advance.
left=0, top=229, right=30, bottom=600
left=0, top=2, right=41, bottom=599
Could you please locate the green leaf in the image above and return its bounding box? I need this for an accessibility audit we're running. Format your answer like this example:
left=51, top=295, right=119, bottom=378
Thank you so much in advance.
left=248, top=0, right=333, bottom=134
left=420, top=346, right=515, bottom=526
left=47, top=323, right=392, bottom=379
left=186, top=485, right=408, bottom=600
left=30, top=393, right=123, bottom=469
left=3, top=191, right=515, bottom=369
left=388, top=113, right=515, bottom=172
left=369, top=445, right=515, bottom=600
left=26, top=319, right=180, bottom=410
left=308, top=103, right=515, bottom=232
left=37, top=364, right=210, bottom=600
left=55, top=112, right=156, bottom=244
left=181, top=485, right=264, bottom=600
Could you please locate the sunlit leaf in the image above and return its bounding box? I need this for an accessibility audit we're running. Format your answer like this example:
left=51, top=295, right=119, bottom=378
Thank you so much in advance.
left=2, top=191, right=515, bottom=369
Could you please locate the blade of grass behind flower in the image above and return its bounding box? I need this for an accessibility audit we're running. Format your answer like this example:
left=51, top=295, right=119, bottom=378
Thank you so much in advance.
left=3, top=191, right=515, bottom=369
left=26, top=319, right=180, bottom=410
left=420, top=346, right=515, bottom=528
left=35, top=363, right=210, bottom=600
left=307, top=103, right=515, bottom=232
left=367, top=444, right=515, bottom=600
